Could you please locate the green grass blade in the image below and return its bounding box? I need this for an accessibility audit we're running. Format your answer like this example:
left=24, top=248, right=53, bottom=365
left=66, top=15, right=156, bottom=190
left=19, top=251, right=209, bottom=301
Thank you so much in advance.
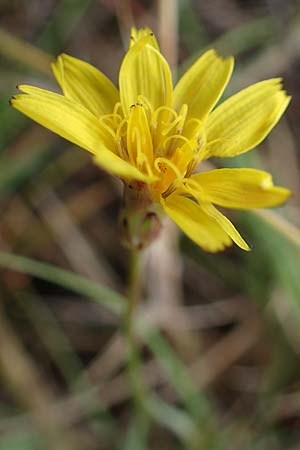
left=0, top=251, right=124, bottom=315
left=143, top=327, right=213, bottom=422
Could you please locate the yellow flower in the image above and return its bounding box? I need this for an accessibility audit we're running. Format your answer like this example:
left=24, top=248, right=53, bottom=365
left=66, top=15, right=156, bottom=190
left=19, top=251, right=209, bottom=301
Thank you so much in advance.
left=11, top=27, right=291, bottom=252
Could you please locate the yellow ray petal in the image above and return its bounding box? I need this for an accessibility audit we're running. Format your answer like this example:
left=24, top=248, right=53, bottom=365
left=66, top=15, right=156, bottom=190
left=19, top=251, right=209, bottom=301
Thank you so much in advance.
left=162, top=193, right=233, bottom=252
left=173, top=49, right=233, bottom=121
left=11, top=86, right=152, bottom=183
left=119, top=34, right=173, bottom=116
left=190, top=168, right=291, bottom=209
left=127, top=103, right=153, bottom=169
left=205, top=79, right=291, bottom=159
left=11, top=85, right=115, bottom=153
left=129, top=27, right=159, bottom=50
left=93, top=153, right=156, bottom=182
left=51, top=53, right=119, bottom=116
left=201, top=203, right=250, bottom=251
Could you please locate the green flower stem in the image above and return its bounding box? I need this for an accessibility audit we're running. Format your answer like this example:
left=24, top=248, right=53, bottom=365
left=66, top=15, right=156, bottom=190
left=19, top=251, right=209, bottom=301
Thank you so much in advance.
left=123, top=249, right=149, bottom=439
left=123, top=248, right=143, bottom=400
left=125, top=249, right=142, bottom=336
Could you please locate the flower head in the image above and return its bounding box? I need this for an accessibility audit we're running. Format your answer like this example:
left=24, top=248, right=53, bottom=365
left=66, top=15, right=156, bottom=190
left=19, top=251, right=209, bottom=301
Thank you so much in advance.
left=11, top=27, right=291, bottom=252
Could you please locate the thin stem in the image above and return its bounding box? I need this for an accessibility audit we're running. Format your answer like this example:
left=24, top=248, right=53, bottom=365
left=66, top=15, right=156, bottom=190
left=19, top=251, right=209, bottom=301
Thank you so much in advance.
left=123, top=249, right=143, bottom=400
left=123, top=249, right=149, bottom=438
left=125, top=249, right=142, bottom=338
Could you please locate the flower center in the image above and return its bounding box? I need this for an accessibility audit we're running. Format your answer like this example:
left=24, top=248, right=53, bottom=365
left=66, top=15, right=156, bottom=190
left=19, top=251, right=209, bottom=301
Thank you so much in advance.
left=100, top=100, right=206, bottom=199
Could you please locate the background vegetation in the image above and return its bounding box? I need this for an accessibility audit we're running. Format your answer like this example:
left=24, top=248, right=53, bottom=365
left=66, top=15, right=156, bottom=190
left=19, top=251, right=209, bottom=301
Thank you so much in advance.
left=0, top=0, right=300, bottom=449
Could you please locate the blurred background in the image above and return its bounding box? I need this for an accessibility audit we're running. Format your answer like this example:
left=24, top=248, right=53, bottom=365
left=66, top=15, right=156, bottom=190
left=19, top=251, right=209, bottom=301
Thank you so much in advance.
left=1, top=0, right=300, bottom=449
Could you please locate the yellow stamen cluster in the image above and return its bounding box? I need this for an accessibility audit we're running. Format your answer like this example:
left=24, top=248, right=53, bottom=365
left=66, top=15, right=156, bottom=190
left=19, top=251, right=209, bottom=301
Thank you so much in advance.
left=99, top=98, right=205, bottom=201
